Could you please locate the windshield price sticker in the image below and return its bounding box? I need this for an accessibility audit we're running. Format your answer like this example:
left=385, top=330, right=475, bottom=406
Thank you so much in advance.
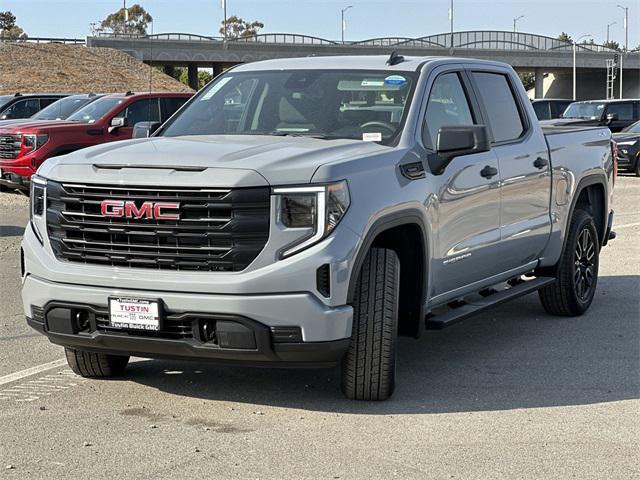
left=363, top=132, right=383, bottom=142
left=109, top=297, right=160, bottom=331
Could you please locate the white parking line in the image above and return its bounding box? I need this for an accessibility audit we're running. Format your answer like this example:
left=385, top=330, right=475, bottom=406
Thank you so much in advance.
left=0, top=359, right=67, bottom=387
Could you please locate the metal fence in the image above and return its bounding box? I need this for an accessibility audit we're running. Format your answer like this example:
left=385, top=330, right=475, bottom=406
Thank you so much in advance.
left=6, top=31, right=627, bottom=54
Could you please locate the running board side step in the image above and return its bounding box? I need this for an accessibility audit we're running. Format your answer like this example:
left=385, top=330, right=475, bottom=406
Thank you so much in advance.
left=425, top=277, right=556, bottom=330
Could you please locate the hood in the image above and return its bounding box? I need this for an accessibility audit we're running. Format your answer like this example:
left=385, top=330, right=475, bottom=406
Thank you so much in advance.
left=611, top=132, right=640, bottom=143
left=0, top=120, right=81, bottom=133
left=39, top=134, right=390, bottom=187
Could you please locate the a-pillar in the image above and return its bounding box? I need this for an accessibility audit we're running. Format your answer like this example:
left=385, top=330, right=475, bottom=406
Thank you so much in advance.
left=534, top=68, right=545, bottom=99
left=187, top=64, right=199, bottom=90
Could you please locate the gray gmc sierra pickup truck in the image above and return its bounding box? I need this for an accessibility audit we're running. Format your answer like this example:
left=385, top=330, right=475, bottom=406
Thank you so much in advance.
left=22, top=55, right=615, bottom=400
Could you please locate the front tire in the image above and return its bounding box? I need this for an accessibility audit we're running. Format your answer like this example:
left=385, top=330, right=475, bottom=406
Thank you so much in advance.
left=64, top=347, right=129, bottom=378
left=538, top=209, right=599, bottom=316
left=341, top=248, right=400, bottom=401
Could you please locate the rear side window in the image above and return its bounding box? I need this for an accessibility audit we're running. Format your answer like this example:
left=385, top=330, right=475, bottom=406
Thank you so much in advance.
left=118, top=98, right=161, bottom=126
left=39, top=98, right=60, bottom=109
left=162, top=97, right=188, bottom=120
left=472, top=72, right=525, bottom=143
left=423, top=72, right=475, bottom=149
left=533, top=102, right=550, bottom=120
left=607, top=102, right=634, bottom=121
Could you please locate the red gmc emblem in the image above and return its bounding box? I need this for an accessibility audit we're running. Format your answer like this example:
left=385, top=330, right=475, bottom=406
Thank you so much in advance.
left=101, top=200, right=180, bottom=220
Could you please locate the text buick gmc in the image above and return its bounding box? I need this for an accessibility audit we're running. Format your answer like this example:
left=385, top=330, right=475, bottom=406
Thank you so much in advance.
left=22, top=56, right=615, bottom=400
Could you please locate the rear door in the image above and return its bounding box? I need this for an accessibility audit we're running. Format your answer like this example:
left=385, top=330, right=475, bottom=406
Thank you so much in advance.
left=468, top=68, right=551, bottom=274
left=422, top=68, right=502, bottom=298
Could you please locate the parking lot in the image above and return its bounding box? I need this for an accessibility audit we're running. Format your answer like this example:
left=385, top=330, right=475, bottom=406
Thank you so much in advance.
left=0, top=176, right=638, bottom=479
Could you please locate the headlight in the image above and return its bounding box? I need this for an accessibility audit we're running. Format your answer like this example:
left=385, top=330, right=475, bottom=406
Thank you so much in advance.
left=20, top=134, right=48, bottom=157
left=274, top=180, right=350, bottom=258
left=29, top=175, right=47, bottom=244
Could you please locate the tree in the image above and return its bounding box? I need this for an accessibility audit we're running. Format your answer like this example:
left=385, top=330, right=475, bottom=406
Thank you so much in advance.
left=557, top=32, right=573, bottom=43
left=98, top=4, right=152, bottom=35
left=179, top=69, right=213, bottom=89
left=0, top=11, right=27, bottom=39
left=219, top=16, right=264, bottom=39
left=602, top=40, right=621, bottom=52
left=518, top=72, right=535, bottom=91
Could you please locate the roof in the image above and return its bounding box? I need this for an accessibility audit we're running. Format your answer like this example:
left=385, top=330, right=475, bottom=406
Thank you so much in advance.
left=232, top=55, right=511, bottom=72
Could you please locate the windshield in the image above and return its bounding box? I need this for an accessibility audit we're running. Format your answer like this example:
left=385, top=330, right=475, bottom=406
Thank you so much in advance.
left=161, top=70, right=417, bottom=144
left=33, top=96, right=94, bottom=120
left=562, top=102, right=605, bottom=120
left=622, top=121, right=640, bottom=134
left=0, top=95, right=14, bottom=110
left=67, top=97, right=123, bottom=123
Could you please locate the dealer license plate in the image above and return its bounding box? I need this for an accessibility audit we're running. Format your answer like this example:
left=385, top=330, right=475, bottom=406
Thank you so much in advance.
left=109, top=297, right=160, bottom=331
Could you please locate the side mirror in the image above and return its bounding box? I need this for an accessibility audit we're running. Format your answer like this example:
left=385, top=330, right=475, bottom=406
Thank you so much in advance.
left=429, top=125, right=491, bottom=174
left=606, top=112, right=618, bottom=124
left=132, top=121, right=162, bottom=139
left=108, top=116, right=125, bottom=133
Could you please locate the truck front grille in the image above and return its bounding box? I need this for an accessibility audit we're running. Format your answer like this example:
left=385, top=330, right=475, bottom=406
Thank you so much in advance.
left=0, top=134, right=21, bottom=159
left=46, top=181, right=270, bottom=272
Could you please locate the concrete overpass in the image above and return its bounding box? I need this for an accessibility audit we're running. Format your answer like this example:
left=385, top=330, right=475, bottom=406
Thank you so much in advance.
left=87, top=31, right=640, bottom=99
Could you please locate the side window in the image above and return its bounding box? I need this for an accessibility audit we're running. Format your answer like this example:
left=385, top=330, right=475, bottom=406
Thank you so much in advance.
left=117, top=98, right=161, bottom=126
left=472, top=72, right=525, bottom=143
left=162, top=97, right=188, bottom=120
left=533, top=102, right=550, bottom=120
left=39, top=98, right=60, bottom=109
left=423, top=72, right=475, bottom=149
left=607, top=102, right=634, bottom=121
left=1, top=99, right=40, bottom=119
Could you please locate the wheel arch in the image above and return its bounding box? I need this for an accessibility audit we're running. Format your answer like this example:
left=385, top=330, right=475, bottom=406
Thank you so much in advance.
left=564, top=174, right=608, bottom=252
left=346, top=209, right=429, bottom=338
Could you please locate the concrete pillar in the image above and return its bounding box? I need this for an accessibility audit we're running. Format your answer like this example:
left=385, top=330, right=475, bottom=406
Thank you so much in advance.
left=162, top=65, right=175, bottom=77
left=187, top=64, right=199, bottom=90
left=212, top=63, right=224, bottom=78
left=534, top=68, right=544, bottom=99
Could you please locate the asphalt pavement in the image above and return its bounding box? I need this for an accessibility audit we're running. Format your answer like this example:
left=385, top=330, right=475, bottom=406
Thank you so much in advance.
left=0, top=176, right=638, bottom=479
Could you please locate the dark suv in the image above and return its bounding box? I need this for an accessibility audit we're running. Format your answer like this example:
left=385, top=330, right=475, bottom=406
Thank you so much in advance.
left=0, top=93, right=69, bottom=120
left=548, top=99, right=640, bottom=132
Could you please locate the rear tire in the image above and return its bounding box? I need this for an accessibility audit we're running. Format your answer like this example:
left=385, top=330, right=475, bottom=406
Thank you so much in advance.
left=64, top=347, right=129, bottom=377
left=341, top=248, right=400, bottom=401
left=538, top=209, right=599, bottom=316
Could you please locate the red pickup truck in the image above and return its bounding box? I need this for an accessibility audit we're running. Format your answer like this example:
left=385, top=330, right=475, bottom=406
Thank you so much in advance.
left=0, top=92, right=192, bottom=188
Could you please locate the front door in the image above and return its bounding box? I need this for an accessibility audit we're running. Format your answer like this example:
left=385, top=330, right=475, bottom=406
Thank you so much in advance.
left=422, top=70, right=503, bottom=300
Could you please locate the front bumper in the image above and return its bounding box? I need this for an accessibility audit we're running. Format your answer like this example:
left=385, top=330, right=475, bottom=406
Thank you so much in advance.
left=22, top=274, right=352, bottom=366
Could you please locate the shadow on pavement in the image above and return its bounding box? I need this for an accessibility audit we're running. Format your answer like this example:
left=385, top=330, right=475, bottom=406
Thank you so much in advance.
left=123, top=274, right=640, bottom=414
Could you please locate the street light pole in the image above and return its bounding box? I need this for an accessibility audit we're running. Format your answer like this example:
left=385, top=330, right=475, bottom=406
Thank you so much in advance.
left=221, top=0, right=228, bottom=43
left=513, top=15, right=524, bottom=33
left=606, top=21, right=616, bottom=43
left=616, top=4, right=628, bottom=51
left=617, top=4, right=628, bottom=99
left=573, top=34, right=592, bottom=100
left=449, top=0, right=454, bottom=50
left=341, top=5, right=352, bottom=44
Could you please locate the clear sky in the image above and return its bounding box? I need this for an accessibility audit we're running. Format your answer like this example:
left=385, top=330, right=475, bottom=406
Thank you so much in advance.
left=1, top=0, right=638, bottom=48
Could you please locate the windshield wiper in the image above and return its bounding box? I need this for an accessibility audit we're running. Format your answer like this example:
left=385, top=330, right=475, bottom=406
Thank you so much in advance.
left=267, top=131, right=330, bottom=139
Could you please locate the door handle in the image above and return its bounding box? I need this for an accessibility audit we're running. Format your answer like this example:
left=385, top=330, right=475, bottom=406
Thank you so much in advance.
left=480, top=165, right=498, bottom=179
left=400, top=161, right=425, bottom=180
left=533, top=157, right=549, bottom=169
